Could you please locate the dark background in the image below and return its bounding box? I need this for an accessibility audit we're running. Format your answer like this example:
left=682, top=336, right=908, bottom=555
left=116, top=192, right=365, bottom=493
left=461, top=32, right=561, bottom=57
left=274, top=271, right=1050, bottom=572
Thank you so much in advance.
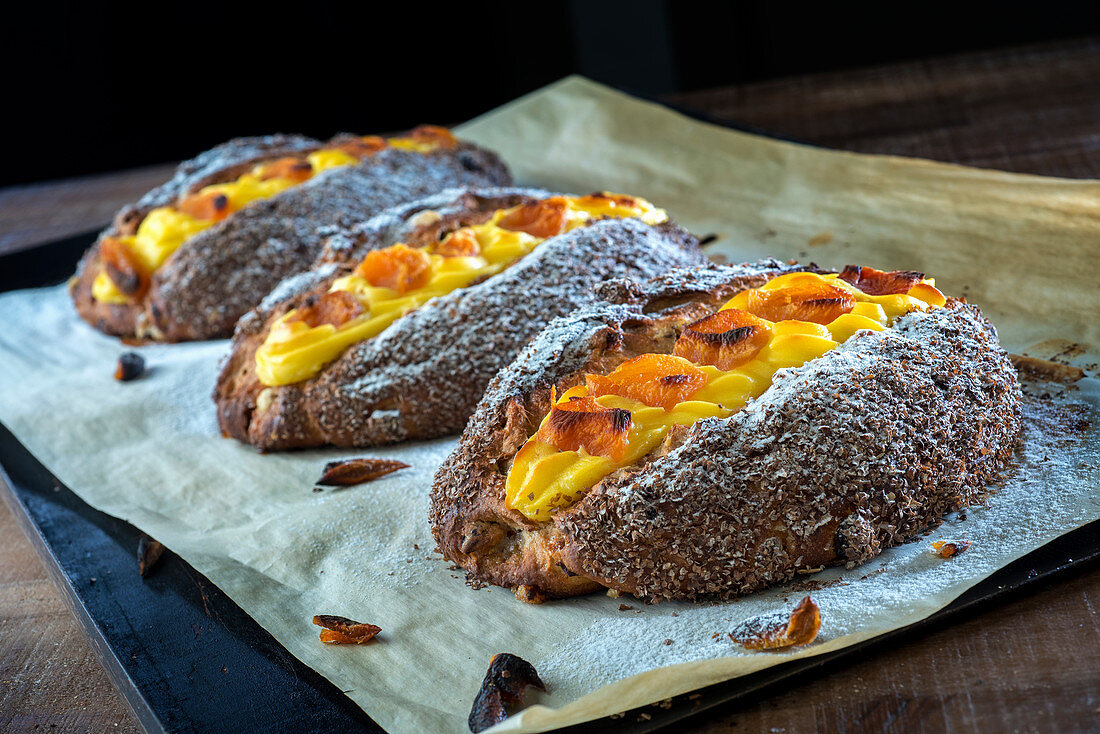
left=5, top=1, right=1100, bottom=187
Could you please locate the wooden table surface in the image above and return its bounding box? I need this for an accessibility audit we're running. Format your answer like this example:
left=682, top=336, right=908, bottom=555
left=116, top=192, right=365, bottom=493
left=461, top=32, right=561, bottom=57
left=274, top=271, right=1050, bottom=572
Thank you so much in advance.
left=2, top=37, right=1099, bottom=734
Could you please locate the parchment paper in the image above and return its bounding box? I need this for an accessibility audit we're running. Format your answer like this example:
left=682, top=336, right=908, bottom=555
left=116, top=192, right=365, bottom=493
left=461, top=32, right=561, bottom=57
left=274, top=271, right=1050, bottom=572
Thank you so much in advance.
left=0, top=77, right=1098, bottom=734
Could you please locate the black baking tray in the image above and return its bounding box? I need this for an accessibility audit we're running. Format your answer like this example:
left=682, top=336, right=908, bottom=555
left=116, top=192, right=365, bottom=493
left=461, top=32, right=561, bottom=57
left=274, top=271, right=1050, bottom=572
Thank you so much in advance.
left=3, top=234, right=1100, bottom=734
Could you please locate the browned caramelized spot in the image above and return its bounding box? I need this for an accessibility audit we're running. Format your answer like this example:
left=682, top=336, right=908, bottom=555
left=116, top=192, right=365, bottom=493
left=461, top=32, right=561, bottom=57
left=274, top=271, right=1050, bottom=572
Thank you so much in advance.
left=435, top=227, right=481, bottom=258
left=100, top=237, right=150, bottom=299
left=312, top=615, right=381, bottom=644
left=586, top=354, right=706, bottom=411
left=729, top=596, right=821, bottom=650
left=406, top=124, right=458, bottom=149
left=741, top=280, right=855, bottom=324
left=498, top=198, right=568, bottom=238
left=177, top=190, right=232, bottom=222
left=287, top=290, right=364, bottom=329
left=257, top=156, right=314, bottom=183
left=513, top=584, right=547, bottom=604
left=537, top=392, right=632, bottom=461
left=931, top=539, right=971, bottom=558
left=674, top=309, right=773, bottom=370
left=315, top=457, right=409, bottom=487
left=354, top=243, right=432, bottom=294
left=335, top=135, right=387, bottom=158
left=838, top=265, right=924, bottom=296
left=468, top=653, right=546, bottom=733
left=460, top=520, right=506, bottom=556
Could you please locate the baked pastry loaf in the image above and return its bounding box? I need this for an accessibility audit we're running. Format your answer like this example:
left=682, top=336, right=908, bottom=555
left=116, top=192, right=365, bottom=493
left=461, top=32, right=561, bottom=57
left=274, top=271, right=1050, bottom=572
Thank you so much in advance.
left=214, top=188, right=707, bottom=450
left=71, top=127, right=510, bottom=341
left=430, top=263, right=1022, bottom=601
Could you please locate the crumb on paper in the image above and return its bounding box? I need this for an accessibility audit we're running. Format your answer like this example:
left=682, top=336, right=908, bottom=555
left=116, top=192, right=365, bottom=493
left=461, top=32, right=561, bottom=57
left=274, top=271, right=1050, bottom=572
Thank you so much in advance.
left=468, top=653, right=545, bottom=733
left=931, top=539, right=971, bottom=558
left=114, top=352, right=145, bottom=381
left=1010, top=354, right=1086, bottom=384
left=729, top=596, right=821, bottom=651
left=312, top=615, right=381, bottom=645
left=315, top=458, right=409, bottom=487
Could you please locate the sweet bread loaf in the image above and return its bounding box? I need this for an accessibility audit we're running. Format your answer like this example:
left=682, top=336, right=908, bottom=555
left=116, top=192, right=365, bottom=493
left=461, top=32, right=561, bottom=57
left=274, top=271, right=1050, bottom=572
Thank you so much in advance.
left=214, top=188, right=707, bottom=450
left=71, top=127, right=510, bottom=341
left=430, top=264, right=1022, bottom=601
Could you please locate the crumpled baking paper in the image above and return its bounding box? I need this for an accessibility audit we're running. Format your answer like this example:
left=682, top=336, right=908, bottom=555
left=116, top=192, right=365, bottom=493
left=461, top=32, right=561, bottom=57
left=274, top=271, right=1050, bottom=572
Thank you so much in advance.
left=0, top=77, right=1097, bottom=734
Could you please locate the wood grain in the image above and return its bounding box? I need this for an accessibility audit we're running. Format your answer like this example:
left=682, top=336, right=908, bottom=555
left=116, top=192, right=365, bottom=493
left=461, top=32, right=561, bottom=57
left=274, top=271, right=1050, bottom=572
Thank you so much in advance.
left=667, top=37, right=1100, bottom=180
left=695, top=567, right=1100, bottom=732
left=2, top=37, right=1099, bottom=734
left=0, top=501, right=139, bottom=733
left=0, top=164, right=175, bottom=258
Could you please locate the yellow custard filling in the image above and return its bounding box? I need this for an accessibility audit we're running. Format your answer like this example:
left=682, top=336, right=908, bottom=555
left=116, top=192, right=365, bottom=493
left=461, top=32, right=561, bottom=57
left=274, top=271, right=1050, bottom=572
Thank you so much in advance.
left=506, top=270, right=948, bottom=521
left=92, top=128, right=455, bottom=304
left=254, top=193, right=669, bottom=387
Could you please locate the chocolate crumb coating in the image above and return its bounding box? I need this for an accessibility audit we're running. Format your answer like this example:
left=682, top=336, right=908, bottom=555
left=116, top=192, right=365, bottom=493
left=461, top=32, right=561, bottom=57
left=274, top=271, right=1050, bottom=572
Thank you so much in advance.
left=214, top=187, right=707, bottom=450
left=71, top=133, right=511, bottom=342
left=430, top=263, right=1022, bottom=602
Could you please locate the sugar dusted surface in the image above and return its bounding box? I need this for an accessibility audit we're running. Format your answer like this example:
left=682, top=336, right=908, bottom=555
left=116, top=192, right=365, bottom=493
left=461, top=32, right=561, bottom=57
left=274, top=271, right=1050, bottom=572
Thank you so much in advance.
left=150, top=145, right=511, bottom=339
left=127, top=134, right=321, bottom=216
left=0, top=284, right=1097, bottom=733
left=219, top=193, right=706, bottom=449
left=535, top=384, right=1098, bottom=703
left=73, top=137, right=512, bottom=341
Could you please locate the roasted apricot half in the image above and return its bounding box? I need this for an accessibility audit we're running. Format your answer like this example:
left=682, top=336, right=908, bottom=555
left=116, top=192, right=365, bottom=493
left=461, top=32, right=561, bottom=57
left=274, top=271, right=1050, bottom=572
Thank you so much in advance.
left=257, top=156, right=314, bottom=183
left=178, top=190, right=232, bottom=222
left=674, top=309, right=773, bottom=370
left=354, top=243, right=432, bottom=294
left=335, top=135, right=387, bottom=158
left=287, top=290, right=364, bottom=329
left=838, top=265, right=924, bottom=296
left=740, top=279, right=855, bottom=324
left=498, top=198, right=568, bottom=238
left=99, top=237, right=150, bottom=299
left=586, top=354, right=705, bottom=410
left=536, top=393, right=632, bottom=461
left=406, top=125, right=457, bottom=148
left=435, top=227, right=481, bottom=258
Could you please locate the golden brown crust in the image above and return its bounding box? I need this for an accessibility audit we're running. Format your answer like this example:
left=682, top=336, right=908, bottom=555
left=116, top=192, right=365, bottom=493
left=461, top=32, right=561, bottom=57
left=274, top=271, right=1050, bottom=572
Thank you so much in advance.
left=429, top=264, right=1023, bottom=601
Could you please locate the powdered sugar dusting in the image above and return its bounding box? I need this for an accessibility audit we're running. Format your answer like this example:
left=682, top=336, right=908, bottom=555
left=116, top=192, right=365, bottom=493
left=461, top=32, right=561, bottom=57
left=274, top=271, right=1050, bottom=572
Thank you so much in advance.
left=534, top=382, right=1098, bottom=702
left=73, top=135, right=511, bottom=341
left=0, top=284, right=1096, bottom=733
left=217, top=190, right=706, bottom=449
